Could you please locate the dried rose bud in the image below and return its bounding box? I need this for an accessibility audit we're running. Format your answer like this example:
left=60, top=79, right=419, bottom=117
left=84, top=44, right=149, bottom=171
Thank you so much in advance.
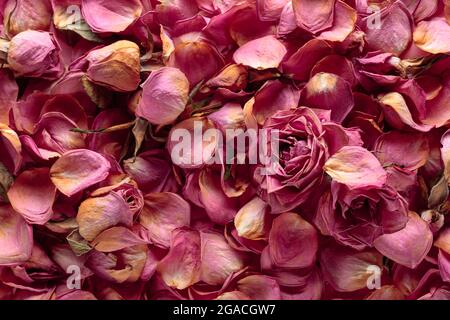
left=421, top=209, right=445, bottom=233
left=85, top=40, right=141, bottom=92
left=7, top=30, right=63, bottom=80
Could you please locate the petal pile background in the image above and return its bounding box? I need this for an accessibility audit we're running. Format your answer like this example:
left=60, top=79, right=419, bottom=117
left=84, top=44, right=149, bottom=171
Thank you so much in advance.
left=0, top=0, right=450, bottom=300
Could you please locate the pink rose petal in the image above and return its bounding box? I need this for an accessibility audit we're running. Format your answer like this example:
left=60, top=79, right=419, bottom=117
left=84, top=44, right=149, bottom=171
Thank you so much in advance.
left=233, top=35, right=287, bottom=70
left=50, top=149, right=111, bottom=197
left=374, top=212, right=433, bottom=269
left=7, top=167, right=56, bottom=225
left=324, top=146, right=387, bottom=189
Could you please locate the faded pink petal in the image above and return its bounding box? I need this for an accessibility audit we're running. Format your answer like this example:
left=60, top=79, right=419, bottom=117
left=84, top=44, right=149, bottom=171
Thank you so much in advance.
left=435, top=227, right=450, bottom=253
left=12, top=92, right=52, bottom=134
left=257, top=0, right=289, bottom=21
left=378, top=92, right=433, bottom=132
left=168, top=39, right=224, bottom=87
left=437, top=250, right=450, bottom=282
left=277, top=1, right=297, bottom=36
left=7, top=167, right=56, bottom=225
left=324, top=146, right=387, bottom=189
left=202, top=64, right=248, bottom=94
left=374, top=212, right=433, bottom=269
left=317, top=1, right=356, bottom=42
left=322, top=123, right=363, bottom=155
left=167, top=117, right=218, bottom=169
left=362, top=1, right=413, bottom=55
left=50, top=149, right=111, bottom=196
left=233, top=35, right=287, bottom=70
left=7, top=30, right=63, bottom=80
left=87, top=245, right=148, bottom=283
left=139, top=192, right=190, bottom=248
left=413, top=17, right=450, bottom=54
left=157, top=227, right=201, bottom=290
left=0, top=205, right=33, bottom=265
left=292, top=0, right=335, bottom=34
left=251, top=80, right=300, bottom=126
left=51, top=244, right=92, bottom=280
left=374, top=131, right=429, bottom=170
left=228, top=5, right=275, bottom=46
left=85, top=41, right=141, bottom=92
left=366, top=285, right=405, bottom=300
left=82, top=0, right=143, bottom=33
left=320, top=243, right=383, bottom=292
left=300, top=72, right=354, bottom=123
left=198, top=168, right=240, bottom=225
left=155, top=0, right=198, bottom=27
left=200, top=231, right=245, bottom=286
left=136, top=67, right=189, bottom=125
left=268, top=212, right=318, bottom=269
left=311, top=55, right=356, bottom=88
left=282, top=39, right=332, bottom=81
left=20, top=135, right=60, bottom=162
left=0, top=124, right=22, bottom=174
left=3, top=0, right=52, bottom=36
left=58, top=290, right=98, bottom=300
left=0, top=69, right=18, bottom=126
left=40, top=95, right=88, bottom=129
left=77, top=191, right=134, bottom=241
left=87, top=108, right=131, bottom=159
left=207, top=103, right=245, bottom=134
left=123, top=150, right=177, bottom=194
left=402, top=0, right=438, bottom=22
left=237, top=275, right=281, bottom=300
left=440, top=130, right=450, bottom=184
left=234, top=197, right=269, bottom=240
left=91, top=227, right=147, bottom=252
left=34, top=112, right=86, bottom=153
left=423, top=74, right=450, bottom=128
left=216, top=291, right=251, bottom=300
left=280, top=269, right=323, bottom=300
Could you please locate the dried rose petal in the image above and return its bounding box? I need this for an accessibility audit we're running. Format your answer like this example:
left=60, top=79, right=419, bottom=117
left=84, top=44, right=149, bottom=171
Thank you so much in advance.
left=234, top=197, right=269, bottom=240
left=157, top=227, right=201, bottom=290
left=82, top=0, right=143, bottom=33
left=136, top=67, right=189, bottom=125
left=373, top=212, right=433, bottom=269
left=0, top=124, right=22, bottom=174
left=300, top=72, right=354, bottom=123
left=361, top=1, right=413, bottom=55
left=50, top=149, right=111, bottom=197
left=77, top=191, right=134, bottom=241
left=374, top=131, right=429, bottom=171
left=3, top=0, right=52, bottom=37
left=324, top=146, right=387, bottom=189
left=1, top=0, right=450, bottom=301
left=320, top=243, right=383, bottom=292
left=7, top=167, right=56, bottom=225
left=199, top=231, right=245, bottom=285
left=292, top=0, right=335, bottom=34
left=85, top=41, right=141, bottom=92
left=0, top=70, right=18, bottom=125
left=268, top=212, right=318, bottom=269
left=0, top=205, right=33, bottom=265
left=139, top=192, right=190, bottom=248
left=233, top=35, right=287, bottom=70
left=237, top=275, right=281, bottom=300
left=413, top=18, right=450, bottom=54
left=7, top=30, right=63, bottom=80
